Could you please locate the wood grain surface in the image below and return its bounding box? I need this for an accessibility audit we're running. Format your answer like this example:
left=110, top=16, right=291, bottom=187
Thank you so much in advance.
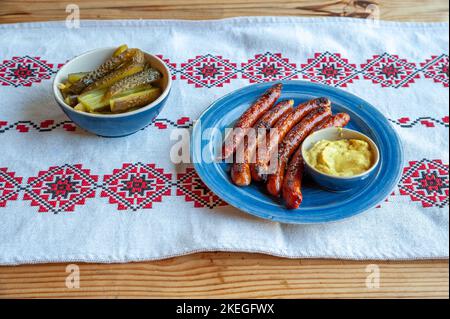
left=0, top=0, right=448, bottom=299
left=0, top=254, right=448, bottom=299
left=0, top=0, right=448, bottom=23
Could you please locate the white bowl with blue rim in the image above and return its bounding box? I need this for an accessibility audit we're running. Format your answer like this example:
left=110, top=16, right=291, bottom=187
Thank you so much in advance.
left=301, top=127, right=380, bottom=192
left=53, top=47, right=172, bottom=137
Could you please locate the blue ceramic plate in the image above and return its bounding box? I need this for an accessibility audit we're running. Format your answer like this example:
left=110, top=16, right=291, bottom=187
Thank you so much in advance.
left=192, top=81, right=403, bottom=224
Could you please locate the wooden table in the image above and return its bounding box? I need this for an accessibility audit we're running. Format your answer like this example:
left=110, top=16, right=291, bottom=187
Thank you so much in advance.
left=0, top=0, right=448, bottom=299
left=0, top=0, right=449, bottom=22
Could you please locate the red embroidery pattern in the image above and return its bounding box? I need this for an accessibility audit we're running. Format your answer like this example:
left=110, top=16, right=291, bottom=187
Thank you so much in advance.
left=399, top=159, right=449, bottom=208
left=180, top=55, right=238, bottom=88
left=156, top=55, right=177, bottom=80
left=0, top=168, right=22, bottom=208
left=421, top=54, right=449, bottom=87
left=241, top=53, right=298, bottom=83
left=0, top=118, right=191, bottom=134
left=0, top=51, right=449, bottom=89
left=100, top=163, right=172, bottom=211
left=23, top=164, right=98, bottom=213
left=153, top=117, right=192, bottom=130
left=0, top=56, right=61, bottom=87
left=0, top=115, right=447, bottom=135
left=361, top=53, right=421, bottom=88
left=0, top=120, right=76, bottom=133
left=176, top=167, right=227, bottom=209
left=300, top=52, right=359, bottom=87
left=161, top=52, right=449, bottom=88
left=0, top=159, right=447, bottom=213
left=0, top=53, right=448, bottom=89
left=375, top=191, right=396, bottom=209
left=389, top=116, right=449, bottom=128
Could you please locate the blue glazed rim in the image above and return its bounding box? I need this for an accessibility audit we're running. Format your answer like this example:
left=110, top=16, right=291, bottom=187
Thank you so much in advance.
left=192, top=80, right=404, bottom=224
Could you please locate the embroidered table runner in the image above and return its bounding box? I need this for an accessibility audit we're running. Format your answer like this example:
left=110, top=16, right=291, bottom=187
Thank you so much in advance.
left=0, top=18, right=448, bottom=264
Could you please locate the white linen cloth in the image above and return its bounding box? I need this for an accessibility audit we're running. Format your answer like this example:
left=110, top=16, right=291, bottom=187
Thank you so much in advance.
left=0, top=17, right=448, bottom=264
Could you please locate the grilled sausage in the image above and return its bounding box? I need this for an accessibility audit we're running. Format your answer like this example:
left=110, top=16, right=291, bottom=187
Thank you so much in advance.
left=314, top=112, right=350, bottom=131
left=230, top=140, right=252, bottom=186
left=230, top=100, right=294, bottom=186
left=253, top=97, right=331, bottom=181
left=266, top=106, right=331, bottom=197
left=222, top=83, right=282, bottom=160
left=282, top=113, right=350, bottom=209
left=282, top=147, right=305, bottom=209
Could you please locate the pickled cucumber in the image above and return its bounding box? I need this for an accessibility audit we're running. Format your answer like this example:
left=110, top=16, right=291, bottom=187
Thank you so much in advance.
left=83, top=62, right=144, bottom=92
left=68, top=72, right=89, bottom=84
left=69, top=48, right=144, bottom=94
left=78, top=85, right=153, bottom=113
left=78, top=88, right=110, bottom=112
left=129, top=48, right=145, bottom=64
left=113, top=44, right=128, bottom=57
left=110, top=87, right=161, bottom=113
left=104, top=67, right=161, bottom=100
left=58, top=82, right=70, bottom=90
left=74, top=103, right=87, bottom=112
left=61, top=84, right=78, bottom=102
left=64, top=95, right=79, bottom=107
left=60, top=45, right=164, bottom=115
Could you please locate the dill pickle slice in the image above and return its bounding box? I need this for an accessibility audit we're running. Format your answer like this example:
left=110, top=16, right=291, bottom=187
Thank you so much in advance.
left=130, top=49, right=145, bottom=64
left=74, top=103, right=87, bottom=113
left=69, top=48, right=144, bottom=94
left=104, top=67, right=161, bottom=100
left=58, top=81, right=70, bottom=90
left=78, top=88, right=109, bottom=112
left=113, top=45, right=128, bottom=57
left=64, top=95, right=79, bottom=107
left=83, top=62, right=144, bottom=92
left=78, top=85, right=153, bottom=113
left=110, top=87, right=161, bottom=113
left=68, top=72, right=89, bottom=84
left=59, top=81, right=74, bottom=96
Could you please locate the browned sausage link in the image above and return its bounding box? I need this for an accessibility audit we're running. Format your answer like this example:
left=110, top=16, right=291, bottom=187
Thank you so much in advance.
left=266, top=106, right=331, bottom=197
left=230, top=100, right=294, bottom=186
left=312, top=115, right=333, bottom=131
left=328, top=112, right=351, bottom=128
left=282, top=147, right=305, bottom=209
left=254, top=99, right=294, bottom=130
left=222, top=83, right=282, bottom=159
left=251, top=108, right=294, bottom=182
left=314, top=113, right=350, bottom=132
left=230, top=139, right=252, bottom=186
left=282, top=113, right=351, bottom=209
left=253, top=97, right=331, bottom=181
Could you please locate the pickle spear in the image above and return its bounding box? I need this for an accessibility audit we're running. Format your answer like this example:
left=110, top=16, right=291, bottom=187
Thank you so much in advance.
left=78, top=85, right=153, bottom=113
left=110, top=87, right=161, bottom=113
left=113, top=44, right=128, bottom=57
left=78, top=88, right=110, bottom=113
left=68, top=72, right=89, bottom=84
left=69, top=48, right=144, bottom=94
left=104, top=67, right=161, bottom=101
left=64, top=95, right=79, bottom=107
left=74, top=103, right=87, bottom=112
left=83, top=62, right=144, bottom=92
